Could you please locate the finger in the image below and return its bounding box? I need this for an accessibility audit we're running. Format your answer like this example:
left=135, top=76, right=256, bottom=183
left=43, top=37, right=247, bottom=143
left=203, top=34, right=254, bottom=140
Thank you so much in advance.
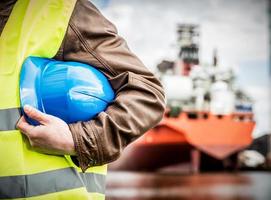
left=17, top=116, right=34, bottom=135
left=24, top=105, right=50, bottom=124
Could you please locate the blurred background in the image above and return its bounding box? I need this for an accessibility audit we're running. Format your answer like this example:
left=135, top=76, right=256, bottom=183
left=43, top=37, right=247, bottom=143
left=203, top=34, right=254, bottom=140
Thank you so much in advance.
left=92, top=0, right=271, bottom=199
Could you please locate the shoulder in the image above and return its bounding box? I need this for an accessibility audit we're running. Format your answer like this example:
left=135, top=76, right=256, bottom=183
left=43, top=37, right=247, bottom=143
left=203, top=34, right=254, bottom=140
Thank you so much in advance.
left=70, top=0, right=117, bottom=35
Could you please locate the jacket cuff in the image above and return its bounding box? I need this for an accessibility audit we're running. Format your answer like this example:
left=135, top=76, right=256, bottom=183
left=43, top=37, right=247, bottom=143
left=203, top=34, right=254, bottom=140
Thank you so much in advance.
left=68, top=121, right=101, bottom=172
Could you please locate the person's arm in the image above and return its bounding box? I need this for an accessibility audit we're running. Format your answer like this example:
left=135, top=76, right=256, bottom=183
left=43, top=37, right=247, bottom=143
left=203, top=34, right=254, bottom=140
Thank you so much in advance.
left=58, top=0, right=165, bottom=171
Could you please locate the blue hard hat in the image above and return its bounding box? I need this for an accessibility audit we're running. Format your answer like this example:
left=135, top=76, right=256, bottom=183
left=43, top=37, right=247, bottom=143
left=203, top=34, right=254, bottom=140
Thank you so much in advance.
left=19, top=56, right=115, bottom=125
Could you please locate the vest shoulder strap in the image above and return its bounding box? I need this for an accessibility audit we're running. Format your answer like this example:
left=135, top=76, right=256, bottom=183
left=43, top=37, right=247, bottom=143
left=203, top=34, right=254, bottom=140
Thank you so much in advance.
left=0, top=0, right=77, bottom=109
left=0, top=0, right=77, bottom=74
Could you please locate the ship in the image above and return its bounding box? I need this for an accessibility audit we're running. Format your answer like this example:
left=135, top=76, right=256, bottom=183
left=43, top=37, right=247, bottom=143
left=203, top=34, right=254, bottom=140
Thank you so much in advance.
left=109, top=24, right=256, bottom=173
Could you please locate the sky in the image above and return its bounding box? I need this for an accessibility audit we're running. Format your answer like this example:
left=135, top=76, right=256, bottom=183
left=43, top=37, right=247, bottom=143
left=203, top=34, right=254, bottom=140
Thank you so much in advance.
left=92, top=0, right=271, bottom=137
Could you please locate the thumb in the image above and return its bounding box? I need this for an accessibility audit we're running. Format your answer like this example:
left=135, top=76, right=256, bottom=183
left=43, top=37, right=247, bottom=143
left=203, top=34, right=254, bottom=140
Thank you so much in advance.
left=17, top=116, right=34, bottom=136
left=24, top=105, right=50, bottom=124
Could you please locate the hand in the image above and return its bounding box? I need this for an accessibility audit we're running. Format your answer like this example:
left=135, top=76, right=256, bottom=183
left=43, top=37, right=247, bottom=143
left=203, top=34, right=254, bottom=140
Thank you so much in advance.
left=17, top=105, right=76, bottom=156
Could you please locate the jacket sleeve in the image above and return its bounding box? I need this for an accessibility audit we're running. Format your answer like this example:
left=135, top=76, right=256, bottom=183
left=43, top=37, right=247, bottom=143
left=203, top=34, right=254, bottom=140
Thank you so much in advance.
left=58, top=0, right=165, bottom=171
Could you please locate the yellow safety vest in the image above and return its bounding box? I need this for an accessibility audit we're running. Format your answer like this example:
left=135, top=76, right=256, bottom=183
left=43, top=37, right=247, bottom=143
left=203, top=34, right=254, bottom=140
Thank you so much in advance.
left=0, top=0, right=107, bottom=199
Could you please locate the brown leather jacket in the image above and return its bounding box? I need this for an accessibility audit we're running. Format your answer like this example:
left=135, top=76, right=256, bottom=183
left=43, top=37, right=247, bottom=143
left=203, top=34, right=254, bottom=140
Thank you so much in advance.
left=0, top=0, right=165, bottom=171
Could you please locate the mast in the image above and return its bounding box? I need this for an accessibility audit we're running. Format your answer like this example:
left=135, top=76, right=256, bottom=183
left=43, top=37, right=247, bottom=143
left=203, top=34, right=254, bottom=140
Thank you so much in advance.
left=213, top=48, right=218, bottom=67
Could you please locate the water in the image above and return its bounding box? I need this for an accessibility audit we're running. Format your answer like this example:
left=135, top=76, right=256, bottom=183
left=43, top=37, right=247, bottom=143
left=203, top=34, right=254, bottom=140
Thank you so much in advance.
left=106, top=171, right=271, bottom=200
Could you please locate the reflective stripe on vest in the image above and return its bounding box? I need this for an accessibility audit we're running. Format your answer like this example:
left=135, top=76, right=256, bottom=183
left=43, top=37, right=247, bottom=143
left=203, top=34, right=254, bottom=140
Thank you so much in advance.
left=0, top=108, right=21, bottom=131
left=0, top=0, right=107, bottom=199
left=0, top=168, right=106, bottom=198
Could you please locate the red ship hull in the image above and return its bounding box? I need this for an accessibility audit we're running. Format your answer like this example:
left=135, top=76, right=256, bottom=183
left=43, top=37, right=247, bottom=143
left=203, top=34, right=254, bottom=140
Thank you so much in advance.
left=109, top=112, right=255, bottom=171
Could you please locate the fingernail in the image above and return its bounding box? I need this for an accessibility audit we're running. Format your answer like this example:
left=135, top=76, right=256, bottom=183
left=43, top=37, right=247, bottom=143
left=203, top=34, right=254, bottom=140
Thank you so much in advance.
left=24, top=105, right=32, bottom=112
